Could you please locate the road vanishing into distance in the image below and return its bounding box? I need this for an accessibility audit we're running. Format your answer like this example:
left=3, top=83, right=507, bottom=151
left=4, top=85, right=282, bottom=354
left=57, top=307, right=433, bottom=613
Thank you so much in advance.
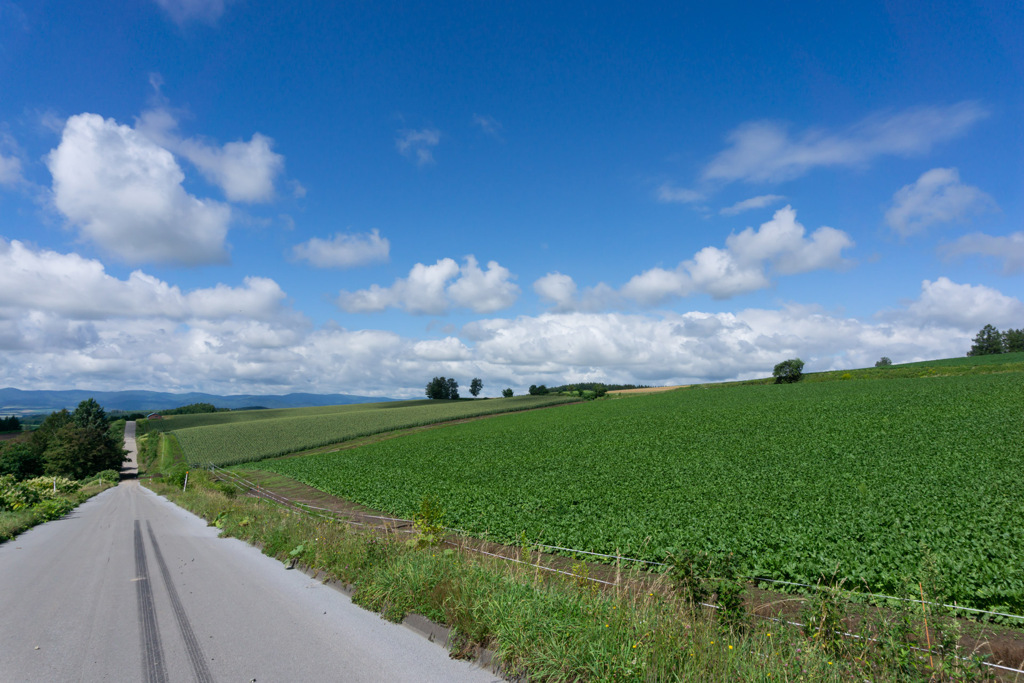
left=0, top=423, right=499, bottom=683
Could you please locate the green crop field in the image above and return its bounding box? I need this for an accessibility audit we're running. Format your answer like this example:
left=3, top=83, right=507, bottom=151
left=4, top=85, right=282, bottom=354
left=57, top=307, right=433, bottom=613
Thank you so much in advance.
left=257, top=370, right=1024, bottom=616
left=172, top=395, right=576, bottom=466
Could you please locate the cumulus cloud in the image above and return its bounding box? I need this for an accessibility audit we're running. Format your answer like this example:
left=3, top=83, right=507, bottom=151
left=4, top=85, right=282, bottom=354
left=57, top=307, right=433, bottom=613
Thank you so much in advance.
left=47, top=113, right=231, bottom=265
left=885, top=168, right=997, bottom=237
left=137, top=107, right=285, bottom=203
left=154, top=0, right=232, bottom=25
left=1, top=238, right=1016, bottom=396
left=702, top=102, right=988, bottom=184
left=291, top=229, right=390, bottom=268
left=621, top=206, right=853, bottom=305
left=533, top=273, right=620, bottom=313
left=942, top=231, right=1024, bottom=274
left=338, top=256, right=519, bottom=315
left=897, top=277, right=1024, bottom=330
left=720, top=194, right=786, bottom=216
left=0, top=238, right=289, bottom=322
left=396, top=128, right=441, bottom=166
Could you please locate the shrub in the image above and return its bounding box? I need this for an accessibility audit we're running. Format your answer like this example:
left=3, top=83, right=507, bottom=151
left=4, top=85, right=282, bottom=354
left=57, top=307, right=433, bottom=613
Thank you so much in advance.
left=772, top=358, right=805, bottom=384
left=875, top=356, right=893, bottom=367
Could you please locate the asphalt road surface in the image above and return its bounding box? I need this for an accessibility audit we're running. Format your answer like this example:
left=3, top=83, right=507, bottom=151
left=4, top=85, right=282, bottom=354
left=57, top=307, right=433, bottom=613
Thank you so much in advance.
left=0, top=423, right=499, bottom=683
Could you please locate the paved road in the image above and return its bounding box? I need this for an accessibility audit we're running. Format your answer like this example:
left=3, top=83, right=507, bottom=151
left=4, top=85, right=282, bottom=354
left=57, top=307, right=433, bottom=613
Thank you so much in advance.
left=0, top=423, right=499, bottom=683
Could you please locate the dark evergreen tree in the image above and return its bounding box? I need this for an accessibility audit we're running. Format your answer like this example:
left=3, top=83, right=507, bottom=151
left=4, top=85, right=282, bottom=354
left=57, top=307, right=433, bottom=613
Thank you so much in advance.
left=1003, top=328, right=1024, bottom=353
left=967, top=324, right=1004, bottom=356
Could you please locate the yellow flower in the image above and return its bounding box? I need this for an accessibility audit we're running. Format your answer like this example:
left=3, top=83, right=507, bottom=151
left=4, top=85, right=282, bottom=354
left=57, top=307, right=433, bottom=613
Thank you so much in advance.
left=728, top=645, right=733, bottom=650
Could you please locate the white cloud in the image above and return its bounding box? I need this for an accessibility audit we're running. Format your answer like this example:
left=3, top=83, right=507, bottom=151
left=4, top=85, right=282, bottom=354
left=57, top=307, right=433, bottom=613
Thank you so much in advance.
left=137, top=107, right=285, bottom=203
left=0, top=238, right=289, bottom=322
left=1, top=240, right=1016, bottom=396
left=656, top=183, right=703, bottom=204
left=292, top=229, right=390, bottom=268
left=534, top=272, right=578, bottom=310
left=154, top=0, right=231, bottom=25
left=720, top=194, right=786, bottom=216
left=885, top=168, right=997, bottom=237
left=47, top=113, right=231, bottom=265
left=447, top=256, right=520, bottom=313
left=0, top=153, right=22, bottom=185
left=621, top=206, right=853, bottom=305
left=942, top=231, right=1024, bottom=274
left=898, top=277, right=1024, bottom=330
left=472, top=114, right=503, bottom=139
left=396, top=128, right=441, bottom=166
left=702, top=102, right=988, bottom=184
left=338, top=256, right=519, bottom=314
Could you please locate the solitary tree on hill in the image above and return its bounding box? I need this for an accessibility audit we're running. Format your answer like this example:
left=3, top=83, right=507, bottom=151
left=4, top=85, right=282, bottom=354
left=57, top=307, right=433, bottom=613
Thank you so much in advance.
left=772, top=358, right=805, bottom=384
left=470, top=378, right=483, bottom=397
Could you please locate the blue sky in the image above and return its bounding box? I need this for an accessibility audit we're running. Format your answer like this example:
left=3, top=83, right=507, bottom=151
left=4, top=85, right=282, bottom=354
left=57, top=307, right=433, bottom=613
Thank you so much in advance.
left=0, top=0, right=1022, bottom=398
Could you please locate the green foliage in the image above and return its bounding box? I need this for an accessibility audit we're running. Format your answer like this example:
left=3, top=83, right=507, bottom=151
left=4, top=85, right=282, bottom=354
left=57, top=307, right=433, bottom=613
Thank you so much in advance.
left=425, top=376, right=459, bottom=399
left=163, top=463, right=189, bottom=488
left=528, top=384, right=549, bottom=395
left=0, top=475, right=42, bottom=510
left=1003, top=328, right=1024, bottom=353
left=261, top=372, right=1024, bottom=617
left=772, top=358, right=805, bottom=384
left=0, top=415, right=21, bottom=432
left=408, top=496, right=446, bottom=549
left=173, top=395, right=574, bottom=466
left=28, top=400, right=125, bottom=480
left=469, top=378, right=483, bottom=397
left=874, top=356, right=892, bottom=367
left=501, top=388, right=514, bottom=398
left=160, top=402, right=220, bottom=415
left=968, top=323, right=1005, bottom=356
left=0, top=441, right=44, bottom=479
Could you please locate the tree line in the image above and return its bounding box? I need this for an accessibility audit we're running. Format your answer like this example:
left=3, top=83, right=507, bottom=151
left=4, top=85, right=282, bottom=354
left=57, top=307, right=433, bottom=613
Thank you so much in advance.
left=968, top=324, right=1024, bottom=356
left=425, top=377, right=484, bottom=400
left=0, top=415, right=21, bottom=432
left=0, top=399, right=126, bottom=481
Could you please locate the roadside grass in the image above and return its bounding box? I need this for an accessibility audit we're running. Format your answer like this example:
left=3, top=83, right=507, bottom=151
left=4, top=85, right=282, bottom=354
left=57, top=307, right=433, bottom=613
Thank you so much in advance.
left=0, top=475, right=117, bottom=542
left=147, top=472, right=1003, bottom=681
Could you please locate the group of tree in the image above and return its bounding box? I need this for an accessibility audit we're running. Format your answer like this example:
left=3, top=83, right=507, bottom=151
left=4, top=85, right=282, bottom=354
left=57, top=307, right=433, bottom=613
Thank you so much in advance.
left=0, top=415, right=21, bottom=432
left=0, top=399, right=126, bottom=481
left=967, top=324, right=1024, bottom=357
left=426, top=377, right=485, bottom=399
left=528, top=384, right=549, bottom=395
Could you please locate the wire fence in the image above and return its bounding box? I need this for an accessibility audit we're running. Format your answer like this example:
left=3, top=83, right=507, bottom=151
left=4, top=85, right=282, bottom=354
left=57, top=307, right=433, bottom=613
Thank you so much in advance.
left=195, top=462, right=1024, bottom=676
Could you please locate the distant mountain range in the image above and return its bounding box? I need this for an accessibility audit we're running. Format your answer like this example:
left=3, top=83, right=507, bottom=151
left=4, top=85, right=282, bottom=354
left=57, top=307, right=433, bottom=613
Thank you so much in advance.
left=0, top=387, right=396, bottom=413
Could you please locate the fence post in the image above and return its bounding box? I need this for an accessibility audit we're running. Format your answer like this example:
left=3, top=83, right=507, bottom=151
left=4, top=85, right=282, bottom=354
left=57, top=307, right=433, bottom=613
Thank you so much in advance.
left=183, top=470, right=188, bottom=491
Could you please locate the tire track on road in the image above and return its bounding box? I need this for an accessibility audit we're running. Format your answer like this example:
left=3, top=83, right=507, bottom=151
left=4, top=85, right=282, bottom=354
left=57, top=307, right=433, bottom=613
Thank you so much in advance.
left=134, top=519, right=168, bottom=683
left=146, top=521, right=214, bottom=683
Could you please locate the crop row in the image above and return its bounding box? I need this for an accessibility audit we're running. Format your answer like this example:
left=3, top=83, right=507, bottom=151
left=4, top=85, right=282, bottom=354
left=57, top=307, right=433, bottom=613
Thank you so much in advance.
left=258, top=373, right=1024, bottom=616
left=173, top=395, right=575, bottom=465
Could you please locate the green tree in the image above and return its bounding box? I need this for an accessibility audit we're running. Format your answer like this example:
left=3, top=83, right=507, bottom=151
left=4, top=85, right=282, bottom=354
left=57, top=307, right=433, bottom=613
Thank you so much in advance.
left=72, top=398, right=110, bottom=431
left=528, top=384, right=549, bottom=395
left=425, top=376, right=447, bottom=399
left=446, top=377, right=460, bottom=400
left=0, top=441, right=44, bottom=480
left=772, top=358, right=805, bottom=384
left=501, top=388, right=514, bottom=398
left=967, top=324, right=1004, bottom=356
left=1003, top=328, right=1024, bottom=353
left=469, top=378, right=483, bottom=397
left=875, top=356, right=893, bottom=367
left=0, top=415, right=21, bottom=432
left=29, top=409, right=72, bottom=460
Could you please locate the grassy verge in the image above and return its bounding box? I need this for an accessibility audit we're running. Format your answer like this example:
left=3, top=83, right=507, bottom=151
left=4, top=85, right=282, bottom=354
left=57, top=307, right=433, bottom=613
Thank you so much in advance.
left=0, top=475, right=118, bottom=542
left=147, top=472, right=1003, bottom=681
